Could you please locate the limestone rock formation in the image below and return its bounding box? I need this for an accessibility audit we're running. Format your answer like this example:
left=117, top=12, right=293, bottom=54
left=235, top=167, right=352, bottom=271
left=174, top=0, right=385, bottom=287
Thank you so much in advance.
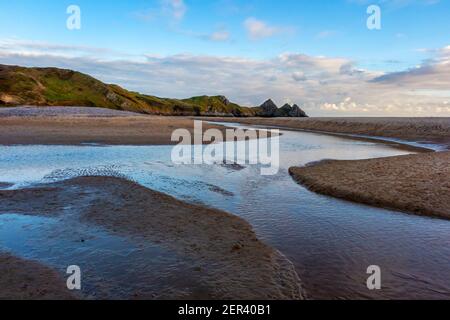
left=258, top=100, right=308, bottom=117
left=290, top=104, right=308, bottom=117
left=258, top=99, right=279, bottom=117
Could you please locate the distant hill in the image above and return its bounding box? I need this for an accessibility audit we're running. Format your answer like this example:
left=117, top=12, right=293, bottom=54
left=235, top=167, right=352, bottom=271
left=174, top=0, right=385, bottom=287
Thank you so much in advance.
left=0, top=64, right=307, bottom=117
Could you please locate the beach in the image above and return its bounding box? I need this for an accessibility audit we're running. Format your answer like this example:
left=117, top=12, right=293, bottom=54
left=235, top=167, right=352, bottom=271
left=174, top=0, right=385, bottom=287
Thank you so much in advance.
left=203, top=116, right=450, bottom=219
left=0, top=107, right=236, bottom=146
left=205, top=117, right=450, bottom=148
left=0, top=253, right=76, bottom=300
left=0, top=176, right=305, bottom=300
left=1, top=1, right=449, bottom=304
left=0, top=107, right=300, bottom=300
left=1, top=108, right=449, bottom=299
left=289, top=152, right=450, bottom=219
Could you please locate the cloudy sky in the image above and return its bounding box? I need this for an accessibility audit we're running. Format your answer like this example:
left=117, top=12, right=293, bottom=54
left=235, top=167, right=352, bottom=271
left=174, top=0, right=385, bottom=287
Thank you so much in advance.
left=0, top=0, right=449, bottom=116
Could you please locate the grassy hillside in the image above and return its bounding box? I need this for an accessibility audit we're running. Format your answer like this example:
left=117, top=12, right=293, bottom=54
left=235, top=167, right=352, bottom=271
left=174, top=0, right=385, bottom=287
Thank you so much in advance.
left=0, top=64, right=259, bottom=116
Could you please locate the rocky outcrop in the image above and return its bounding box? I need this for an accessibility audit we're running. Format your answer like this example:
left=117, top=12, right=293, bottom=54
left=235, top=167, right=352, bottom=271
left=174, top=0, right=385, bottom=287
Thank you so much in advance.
left=275, top=104, right=294, bottom=117
left=259, top=100, right=308, bottom=118
left=258, top=99, right=279, bottom=117
left=291, top=104, right=308, bottom=117
left=217, top=95, right=230, bottom=106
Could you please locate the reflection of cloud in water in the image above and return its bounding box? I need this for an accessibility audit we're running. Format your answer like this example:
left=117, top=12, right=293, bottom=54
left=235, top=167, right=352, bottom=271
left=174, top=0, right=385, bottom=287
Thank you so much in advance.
left=0, top=214, right=200, bottom=299
left=44, top=164, right=236, bottom=201
left=0, top=182, right=14, bottom=189
left=143, top=174, right=235, bottom=199
left=1, top=126, right=450, bottom=299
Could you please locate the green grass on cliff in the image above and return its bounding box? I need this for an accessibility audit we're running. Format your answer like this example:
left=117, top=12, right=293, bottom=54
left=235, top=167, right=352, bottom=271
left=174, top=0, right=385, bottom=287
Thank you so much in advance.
left=0, top=64, right=258, bottom=116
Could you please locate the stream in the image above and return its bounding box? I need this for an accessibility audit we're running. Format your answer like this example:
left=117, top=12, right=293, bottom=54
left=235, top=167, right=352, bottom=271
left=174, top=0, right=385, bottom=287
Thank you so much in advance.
left=0, top=123, right=449, bottom=299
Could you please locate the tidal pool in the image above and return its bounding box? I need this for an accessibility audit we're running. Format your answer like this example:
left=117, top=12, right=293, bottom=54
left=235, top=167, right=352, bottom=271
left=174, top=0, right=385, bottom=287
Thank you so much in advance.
left=0, top=126, right=449, bottom=299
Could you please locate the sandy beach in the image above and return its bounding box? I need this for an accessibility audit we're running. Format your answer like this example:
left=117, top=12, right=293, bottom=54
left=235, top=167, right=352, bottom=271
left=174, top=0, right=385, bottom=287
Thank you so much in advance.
left=290, top=152, right=450, bottom=219
left=2, top=1, right=449, bottom=303
left=0, top=182, right=12, bottom=189
left=0, top=107, right=240, bottom=146
left=1, top=107, right=449, bottom=299
left=201, top=116, right=450, bottom=219
left=0, top=176, right=305, bottom=300
left=0, top=253, right=76, bottom=300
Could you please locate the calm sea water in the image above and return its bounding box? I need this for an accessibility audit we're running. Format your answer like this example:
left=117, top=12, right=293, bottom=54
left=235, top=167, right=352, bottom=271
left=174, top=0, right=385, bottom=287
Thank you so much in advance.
left=0, top=125, right=449, bottom=299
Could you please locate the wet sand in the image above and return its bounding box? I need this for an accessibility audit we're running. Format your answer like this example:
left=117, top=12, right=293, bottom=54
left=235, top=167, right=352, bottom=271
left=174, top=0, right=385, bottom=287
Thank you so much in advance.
left=204, top=116, right=450, bottom=219
left=204, top=117, right=450, bottom=148
left=2, top=108, right=448, bottom=298
left=0, top=176, right=305, bottom=300
left=290, top=152, right=450, bottom=220
left=0, top=253, right=76, bottom=300
left=0, top=182, right=12, bottom=189
left=0, top=107, right=239, bottom=145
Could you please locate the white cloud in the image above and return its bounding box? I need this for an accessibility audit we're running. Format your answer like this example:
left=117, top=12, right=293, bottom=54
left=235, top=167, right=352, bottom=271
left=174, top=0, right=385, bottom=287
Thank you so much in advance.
left=215, top=0, right=255, bottom=16
left=316, top=30, right=337, bottom=39
left=243, top=18, right=283, bottom=40
left=371, top=45, right=450, bottom=90
left=1, top=40, right=449, bottom=117
left=0, top=39, right=111, bottom=55
left=208, top=30, right=231, bottom=42
left=162, top=0, right=187, bottom=21
left=348, top=0, right=440, bottom=8
left=133, top=0, right=187, bottom=23
left=173, top=28, right=231, bottom=42
left=292, top=71, right=306, bottom=82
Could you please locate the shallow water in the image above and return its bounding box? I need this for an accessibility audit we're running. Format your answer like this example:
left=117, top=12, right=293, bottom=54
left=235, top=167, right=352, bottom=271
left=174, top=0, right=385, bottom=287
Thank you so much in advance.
left=0, top=126, right=449, bottom=299
left=0, top=213, right=204, bottom=299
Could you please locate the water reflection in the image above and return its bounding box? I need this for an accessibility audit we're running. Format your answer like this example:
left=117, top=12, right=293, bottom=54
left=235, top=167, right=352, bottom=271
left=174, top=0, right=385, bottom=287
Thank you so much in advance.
left=0, top=127, right=449, bottom=299
left=0, top=214, right=200, bottom=299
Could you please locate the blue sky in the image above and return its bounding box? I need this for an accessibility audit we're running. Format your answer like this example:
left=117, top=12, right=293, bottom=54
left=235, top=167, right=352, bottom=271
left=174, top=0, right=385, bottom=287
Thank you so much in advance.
left=0, top=0, right=449, bottom=116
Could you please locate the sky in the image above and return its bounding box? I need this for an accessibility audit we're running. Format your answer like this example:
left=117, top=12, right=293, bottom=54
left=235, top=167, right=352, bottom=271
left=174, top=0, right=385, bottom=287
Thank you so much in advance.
left=0, top=0, right=449, bottom=116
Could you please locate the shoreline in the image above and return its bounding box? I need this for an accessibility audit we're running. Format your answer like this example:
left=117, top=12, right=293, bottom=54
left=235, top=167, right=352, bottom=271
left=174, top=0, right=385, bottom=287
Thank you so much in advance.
left=261, top=126, right=438, bottom=153
left=0, top=107, right=278, bottom=146
left=1, top=107, right=447, bottom=150
left=0, top=253, right=76, bottom=300
left=0, top=182, right=13, bottom=189
left=289, top=152, right=450, bottom=220
left=208, top=121, right=435, bottom=153
left=1, top=109, right=449, bottom=298
left=202, top=117, right=450, bottom=220
left=203, top=117, right=450, bottom=151
left=0, top=116, right=226, bottom=146
left=0, top=176, right=306, bottom=300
